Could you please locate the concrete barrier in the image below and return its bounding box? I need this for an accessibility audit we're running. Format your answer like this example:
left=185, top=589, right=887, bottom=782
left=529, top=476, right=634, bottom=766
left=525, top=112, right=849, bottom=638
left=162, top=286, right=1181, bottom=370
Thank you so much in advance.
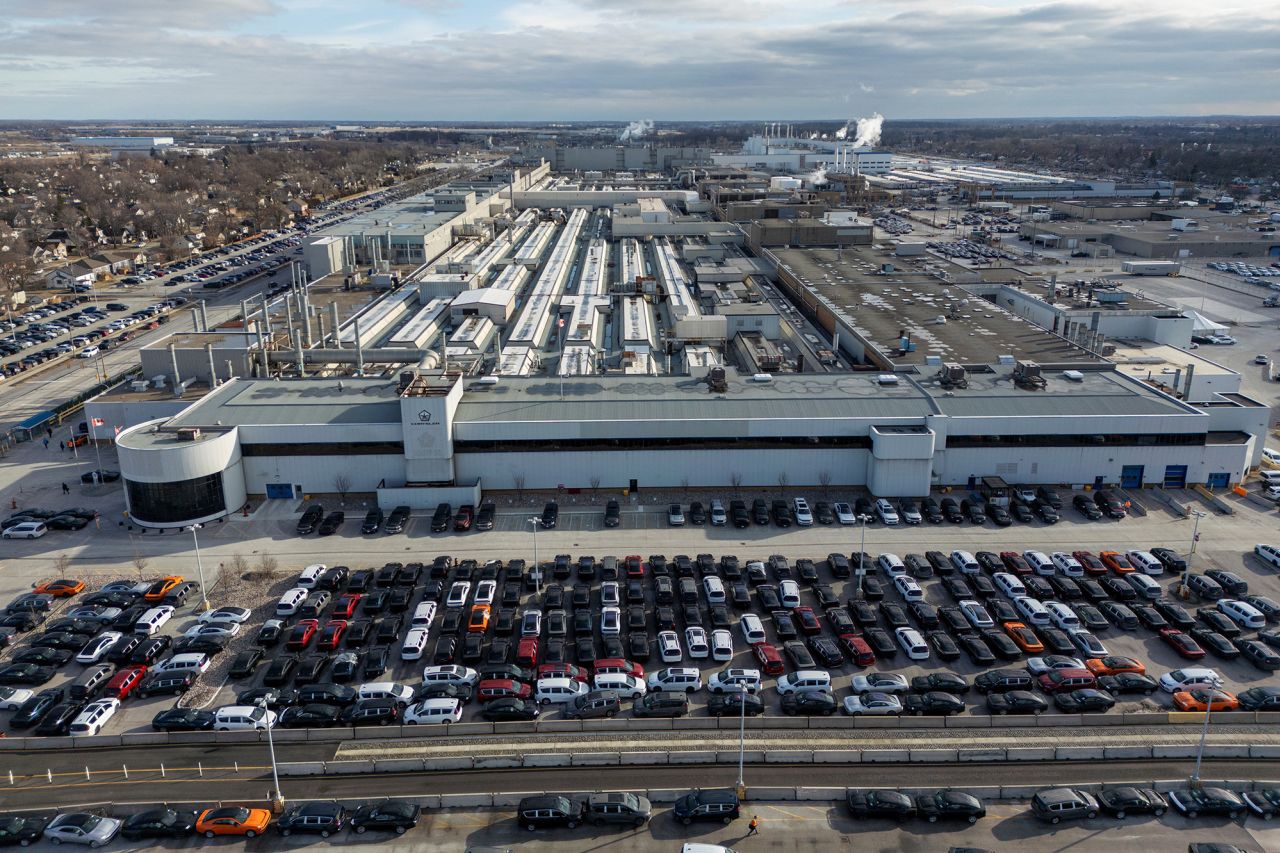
left=668, top=751, right=717, bottom=764
left=423, top=757, right=474, bottom=771
left=621, top=752, right=670, bottom=765
left=717, top=751, right=766, bottom=765
left=988, top=715, right=1036, bottom=728
left=472, top=755, right=522, bottom=769
left=305, top=730, right=349, bottom=743
left=535, top=721, right=586, bottom=733
left=944, top=716, right=992, bottom=728
left=897, top=716, right=947, bottom=728
left=213, top=730, right=261, bottom=744
left=794, top=787, right=845, bottom=801
left=267, top=729, right=309, bottom=743
left=1080, top=713, right=1126, bottom=726
left=678, top=718, right=719, bottom=730
left=805, top=716, right=855, bottom=730
left=570, top=753, right=620, bottom=766
left=851, top=716, right=900, bottom=728
left=1250, top=745, right=1280, bottom=759
left=1055, top=746, right=1105, bottom=760
left=373, top=758, right=425, bottom=773
left=490, top=792, right=536, bottom=808
left=277, top=762, right=326, bottom=776
left=522, top=754, right=571, bottom=768
left=1152, top=745, right=1198, bottom=759
left=812, top=751, right=861, bottom=764
left=118, top=733, right=169, bottom=746
left=1040, top=714, right=1084, bottom=727
left=744, top=787, right=795, bottom=802
left=439, top=794, right=493, bottom=808
left=326, top=760, right=375, bottom=774
left=764, top=750, right=812, bottom=764
left=861, top=749, right=910, bottom=763
left=353, top=726, right=404, bottom=740
left=1103, top=746, right=1151, bottom=760
left=1000, top=786, right=1042, bottom=800
left=966, top=786, right=1004, bottom=802
left=1005, top=747, right=1055, bottom=761
left=909, top=749, right=959, bottom=763
left=1203, top=745, right=1250, bottom=759
left=958, top=749, right=1007, bottom=762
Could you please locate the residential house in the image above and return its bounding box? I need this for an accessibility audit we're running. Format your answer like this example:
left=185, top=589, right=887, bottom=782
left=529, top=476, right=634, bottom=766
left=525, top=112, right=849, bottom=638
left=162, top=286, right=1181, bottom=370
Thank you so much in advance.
left=46, top=262, right=97, bottom=289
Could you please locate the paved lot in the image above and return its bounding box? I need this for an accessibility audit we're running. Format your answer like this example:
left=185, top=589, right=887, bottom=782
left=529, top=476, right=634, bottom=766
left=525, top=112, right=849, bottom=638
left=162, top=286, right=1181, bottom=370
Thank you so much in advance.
left=3, top=479, right=1280, bottom=738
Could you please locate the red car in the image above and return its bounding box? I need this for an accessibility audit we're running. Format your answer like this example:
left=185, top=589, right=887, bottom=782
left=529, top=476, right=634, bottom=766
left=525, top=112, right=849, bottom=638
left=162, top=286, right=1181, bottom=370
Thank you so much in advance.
left=752, top=641, right=785, bottom=675
left=793, top=607, right=822, bottom=636
left=1000, top=552, right=1033, bottom=575
left=516, top=636, right=540, bottom=668
left=838, top=634, right=875, bottom=667
left=593, top=658, right=644, bottom=678
left=106, top=665, right=147, bottom=699
left=537, top=662, right=589, bottom=683
left=1037, top=668, right=1097, bottom=694
left=453, top=505, right=474, bottom=532
left=476, top=679, right=531, bottom=703
left=1160, top=627, right=1206, bottom=660
left=317, top=620, right=348, bottom=651
left=624, top=556, right=644, bottom=578
left=332, top=594, right=361, bottom=619
left=285, top=619, right=319, bottom=650
left=1071, top=551, right=1108, bottom=576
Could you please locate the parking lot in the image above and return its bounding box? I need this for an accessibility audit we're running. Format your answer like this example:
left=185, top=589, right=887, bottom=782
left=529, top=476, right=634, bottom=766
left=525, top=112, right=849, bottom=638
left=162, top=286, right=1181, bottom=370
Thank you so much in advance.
left=3, top=480, right=1280, bottom=739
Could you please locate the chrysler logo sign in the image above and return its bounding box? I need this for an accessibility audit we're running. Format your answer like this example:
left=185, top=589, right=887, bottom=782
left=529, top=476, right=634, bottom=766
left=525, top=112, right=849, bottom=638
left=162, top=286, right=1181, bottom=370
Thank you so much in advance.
left=418, top=410, right=433, bottom=423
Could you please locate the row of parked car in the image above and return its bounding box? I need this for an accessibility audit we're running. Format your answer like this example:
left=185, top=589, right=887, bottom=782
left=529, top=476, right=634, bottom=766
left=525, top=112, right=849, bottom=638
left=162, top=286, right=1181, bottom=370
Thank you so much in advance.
left=0, top=296, right=186, bottom=376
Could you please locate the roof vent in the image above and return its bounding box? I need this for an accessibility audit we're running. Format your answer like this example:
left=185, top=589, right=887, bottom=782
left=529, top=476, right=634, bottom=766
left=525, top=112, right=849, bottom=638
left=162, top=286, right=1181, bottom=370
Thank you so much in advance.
left=877, top=374, right=900, bottom=386
left=1062, top=370, right=1085, bottom=382
left=751, top=373, right=773, bottom=383
left=175, top=427, right=202, bottom=442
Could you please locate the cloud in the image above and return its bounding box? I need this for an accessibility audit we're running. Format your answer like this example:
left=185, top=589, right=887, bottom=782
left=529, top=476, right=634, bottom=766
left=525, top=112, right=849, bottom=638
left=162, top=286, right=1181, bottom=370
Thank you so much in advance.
left=0, top=0, right=1276, bottom=119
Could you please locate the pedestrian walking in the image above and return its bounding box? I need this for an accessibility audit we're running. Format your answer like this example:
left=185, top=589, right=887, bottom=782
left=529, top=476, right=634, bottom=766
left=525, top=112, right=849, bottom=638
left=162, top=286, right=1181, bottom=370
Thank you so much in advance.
left=59, top=441, right=65, bottom=451
left=61, top=482, right=69, bottom=495
left=42, top=438, right=49, bottom=449
left=46, top=427, right=53, bottom=439
left=747, top=816, right=759, bottom=836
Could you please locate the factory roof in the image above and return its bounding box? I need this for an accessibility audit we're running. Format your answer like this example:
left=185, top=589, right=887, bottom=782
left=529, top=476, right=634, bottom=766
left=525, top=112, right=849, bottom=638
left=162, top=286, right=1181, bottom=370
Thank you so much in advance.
left=165, top=377, right=402, bottom=429
left=772, top=247, right=1092, bottom=366
left=314, top=192, right=457, bottom=238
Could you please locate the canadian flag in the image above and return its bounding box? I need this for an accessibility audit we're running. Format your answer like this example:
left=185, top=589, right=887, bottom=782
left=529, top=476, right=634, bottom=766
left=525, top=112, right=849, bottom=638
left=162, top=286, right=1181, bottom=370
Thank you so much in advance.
left=557, top=318, right=565, bottom=328
left=91, top=417, right=105, bottom=427
left=114, top=425, right=122, bottom=436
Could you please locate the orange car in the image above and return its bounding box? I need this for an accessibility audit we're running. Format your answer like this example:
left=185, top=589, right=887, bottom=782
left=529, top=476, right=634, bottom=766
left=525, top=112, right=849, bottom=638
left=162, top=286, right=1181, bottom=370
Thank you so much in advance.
left=1085, top=655, right=1146, bottom=677
left=143, top=575, right=184, bottom=603
left=196, top=806, right=272, bottom=838
left=1172, top=688, right=1239, bottom=712
left=1099, top=551, right=1135, bottom=574
left=33, top=578, right=85, bottom=597
left=1003, top=621, right=1045, bottom=653
left=468, top=604, right=491, bottom=633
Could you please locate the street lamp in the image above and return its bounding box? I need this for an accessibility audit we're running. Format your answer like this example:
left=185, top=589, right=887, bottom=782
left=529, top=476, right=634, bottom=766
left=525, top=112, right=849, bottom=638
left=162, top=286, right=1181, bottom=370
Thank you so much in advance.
left=735, top=683, right=748, bottom=800
left=1179, top=510, right=1207, bottom=598
left=257, top=697, right=284, bottom=812
left=1190, top=681, right=1223, bottom=789
left=528, top=516, right=542, bottom=592
left=184, top=523, right=211, bottom=612
left=854, top=514, right=872, bottom=598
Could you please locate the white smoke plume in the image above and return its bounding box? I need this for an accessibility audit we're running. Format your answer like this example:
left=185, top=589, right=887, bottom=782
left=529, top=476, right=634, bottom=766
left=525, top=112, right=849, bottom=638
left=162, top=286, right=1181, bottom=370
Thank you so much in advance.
left=853, top=113, right=884, bottom=148
left=807, top=168, right=828, bottom=186
left=618, top=119, right=653, bottom=141
left=834, top=122, right=849, bottom=140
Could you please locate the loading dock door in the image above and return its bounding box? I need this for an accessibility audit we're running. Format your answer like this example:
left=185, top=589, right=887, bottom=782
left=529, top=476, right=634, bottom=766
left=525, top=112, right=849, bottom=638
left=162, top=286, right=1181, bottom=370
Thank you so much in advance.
left=1121, top=466, right=1144, bottom=489
left=1207, top=472, right=1230, bottom=489
left=1163, top=465, right=1188, bottom=489
left=265, top=483, right=293, bottom=499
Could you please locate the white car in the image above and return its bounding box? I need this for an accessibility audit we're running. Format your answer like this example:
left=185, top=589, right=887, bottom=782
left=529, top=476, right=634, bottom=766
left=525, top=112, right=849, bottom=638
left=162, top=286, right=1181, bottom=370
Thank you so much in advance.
left=182, top=621, right=240, bottom=639
left=834, top=502, right=856, bottom=524
left=75, top=632, right=123, bottom=664
left=520, top=609, right=542, bottom=637
left=601, top=582, right=620, bottom=607
left=708, top=668, right=760, bottom=694
left=843, top=692, right=903, bottom=716
left=899, top=502, right=923, bottom=524
left=895, top=627, right=930, bottom=660
left=297, top=564, right=325, bottom=588
left=792, top=497, right=814, bottom=526
left=446, top=581, right=472, bottom=608
left=400, top=627, right=429, bottom=660
left=959, top=600, right=994, bottom=629
left=711, top=629, right=734, bottom=661
left=779, top=580, right=802, bottom=609
left=1159, top=668, right=1223, bottom=693
left=403, top=697, right=463, bottom=724
left=646, top=667, right=702, bottom=693
left=1050, top=552, right=1084, bottom=577
left=874, top=499, right=899, bottom=525
left=473, top=580, right=497, bottom=605
left=0, top=687, right=34, bottom=710
left=684, top=627, right=710, bottom=659
left=1026, top=655, right=1085, bottom=676
left=593, top=673, right=646, bottom=699
left=69, top=698, right=120, bottom=736
left=1125, top=550, right=1164, bottom=576
left=658, top=630, right=682, bottom=663
left=198, top=608, right=250, bottom=625
left=850, top=673, right=909, bottom=694
left=600, top=606, right=621, bottom=636
left=2, top=521, right=47, bottom=539
left=534, top=677, right=589, bottom=705
left=421, top=664, right=478, bottom=687
left=1070, top=629, right=1108, bottom=658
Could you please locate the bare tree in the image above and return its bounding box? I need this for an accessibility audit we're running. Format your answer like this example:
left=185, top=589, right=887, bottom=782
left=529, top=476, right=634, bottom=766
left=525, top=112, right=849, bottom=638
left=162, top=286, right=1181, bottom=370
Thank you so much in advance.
left=589, top=476, right=600, bottom=496
left=218, top=553, right=252, bottom=600
left=819, top=471, right=832, bottom=495
left=730, top=472, right=743, bottom=495
left=513, top=472, right=526, bottom=501
left=52, top=553, right=71, bottom=577
left=132, top=550, right=150, bottom=582
left=333, top=473, right=351, bottom=504
left=777, top=471, right=789, bottom=497
left=258, top=553, right=279, bottom=575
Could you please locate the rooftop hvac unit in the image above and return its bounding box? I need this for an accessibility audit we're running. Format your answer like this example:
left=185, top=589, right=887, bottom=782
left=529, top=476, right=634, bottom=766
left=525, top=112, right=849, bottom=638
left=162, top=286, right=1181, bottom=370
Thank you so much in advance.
left=996, top=354, right=1016, bottom=365
left=1013, top=360, right=1047, bottom=389
left=939, top=363, right=967, bottom=387
left=1062, top=370, right=1085, bottom=382
left=175, top=428, right=202, bottom=442
left=877, top=374, right=900, bottom=386
left=130, top=380, right=149, bottom=392
left=751, top=373, right=773, bottom=383
left=397, top=370, right=417, bottom=392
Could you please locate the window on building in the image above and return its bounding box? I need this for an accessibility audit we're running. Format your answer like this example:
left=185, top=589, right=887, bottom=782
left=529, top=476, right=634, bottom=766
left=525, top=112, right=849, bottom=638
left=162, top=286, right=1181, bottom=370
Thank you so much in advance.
left=126, top=472, right=226, bottom=524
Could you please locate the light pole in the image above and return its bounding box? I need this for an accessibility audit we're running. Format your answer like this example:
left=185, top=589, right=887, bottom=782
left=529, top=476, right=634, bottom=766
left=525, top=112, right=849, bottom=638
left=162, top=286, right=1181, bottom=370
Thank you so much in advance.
left=258, top=698, right=284, bottom=811
left=528, top=516, right=542, bottom=592
left=854, top=514, right=871, bottom=598
left=184, top=523, right=211, bottom=611
left=735, top=683, right=748, bottom=800
left=1190, top=683, right=1222, bottom=789
left=1180, top=510, right=1206, bottom=597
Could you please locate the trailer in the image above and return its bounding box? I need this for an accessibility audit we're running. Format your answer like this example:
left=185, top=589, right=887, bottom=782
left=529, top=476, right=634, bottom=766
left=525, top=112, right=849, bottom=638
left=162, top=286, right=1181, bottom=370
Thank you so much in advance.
left=1121, top=260, right=1181, bottom=276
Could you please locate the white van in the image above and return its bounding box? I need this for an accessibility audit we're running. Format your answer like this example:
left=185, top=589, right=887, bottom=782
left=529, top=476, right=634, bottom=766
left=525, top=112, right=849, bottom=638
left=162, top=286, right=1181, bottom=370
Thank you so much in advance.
left=779, top=580, right=801, bottom=609
left=1218, top=599, right=1266, bottom=629
left=739, top=613, right=766, bottom=645
left=400, top=627, right=429, bottom=660
left=133, top=605, right=175, bottom=636
left=1044, top=601, right=1081, bottom=631
left=1126, top=573, right=1162, bottom=600
left=994, top=573, right=1027, bottom=599
left=895, top=627, right=930, bottom=660
left=1256, top=544, right=1280, bottom=570
left=647, top=667, right=702, bottom=693
left=1014, top=596, right=1051, bottom=627
left=1023, top=551, right=1055, bottom=576
left=404, top=698, right=463, bottom=724
left=69, top=699, right=120, bottom=737
left=411, top=601, right=438, bottom=629
left=421, top=665, right=478, bottom=687
left=154, top=652, right=210, bottom=676
left=703, top=577, right=726, bottom=605
left=594, top=673, right=646, bottom=699
left=776, top=670, right=832, bottom=696
left=893, top=576, right=924, bottom=602
left=446, top=582, right=472, bottom=608
left=1125, top=550, right=1164, bottom=576
left=877, top=553, right=906, bottom=577
left=1259, top=470, right=1280, bottom=485
left=708, top=668, right=761, bottom=694
left=214, top=705, right=277, bottom=731
left=949, top=550, right=980, bottom=575
left=275, top=587, right=309, bottom=617
left=1050, top=552, right=1084, bottom=577
left=297, top=564, right=325, bottom=588
left=357, top=682, right=416, bottom=706
left=535, top=677, right=590, bottom=705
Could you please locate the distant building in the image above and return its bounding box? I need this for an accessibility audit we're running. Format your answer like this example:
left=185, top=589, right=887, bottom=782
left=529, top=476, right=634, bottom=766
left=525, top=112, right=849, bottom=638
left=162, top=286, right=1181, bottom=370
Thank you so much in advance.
left=70, top=137, right=174, bottom=151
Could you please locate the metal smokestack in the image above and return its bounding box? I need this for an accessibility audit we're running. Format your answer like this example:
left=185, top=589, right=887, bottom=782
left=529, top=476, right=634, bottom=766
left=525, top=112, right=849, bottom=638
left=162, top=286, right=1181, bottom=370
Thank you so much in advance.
left=169, top=344, right=181, bottom=388
left=294, top=329, right=305, bottom=377
left=206, top=344, right=218, bottom=386
left=354, top=319, right=365, bottom=376
left=199, top=300, right=209, bottom=333
left=330, top=302, right=341, bottom=348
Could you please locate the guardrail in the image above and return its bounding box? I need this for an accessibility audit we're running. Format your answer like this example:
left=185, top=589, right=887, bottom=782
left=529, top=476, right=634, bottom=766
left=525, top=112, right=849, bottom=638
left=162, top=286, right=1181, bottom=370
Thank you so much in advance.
left=3, top=709, right=1279, bottom=751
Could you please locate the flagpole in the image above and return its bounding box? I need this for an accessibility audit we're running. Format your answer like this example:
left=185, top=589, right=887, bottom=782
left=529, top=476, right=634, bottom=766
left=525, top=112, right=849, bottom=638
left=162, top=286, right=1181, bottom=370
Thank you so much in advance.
left=89, top=419, right=104, bottom=480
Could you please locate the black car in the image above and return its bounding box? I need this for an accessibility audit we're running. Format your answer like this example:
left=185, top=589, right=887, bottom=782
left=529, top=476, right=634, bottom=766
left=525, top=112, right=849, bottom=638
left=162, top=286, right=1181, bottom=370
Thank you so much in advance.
left=921, top=497, right=945, bottom=523
left=771, top=500, right=793, bottom=527
left=987, top=690, right=1048, bottom=714
left=121, top=809, right=197, bottom=840
left=317, top=511, right=345, bottom=536
left=34, top=702, right=82, bottom=735
left=1237, top=638, right=1280, bottom=671
left=1097, top=672, right=1158, bottom=696
left=237, top=687, right=298, bottom=709
left=1096, top=786, right=1167, bottom=818
left=1154, top=599, right=1196, bottom=630
left=910, top=673, right=968, bottom=694
left=361, top=509, right=384, bottom=534
left=707, top=692, right=764, bottom=717
left=1167, top=787, right=1245, bottom=819
left=1032, top=500, right=1060, bottom=524
left=1073, top=494, right=1103, bottom=520
left=228, top=649, right=264, bottom=679
left=13, top=646, right=72, bottom=667
left=781, top=689, right=838, bottom=716
left=430, top=503, right=452, bottom=533
left=10, top=688, right=64, bottom=728
left=957, top=633, right=995, bottom=666
left=1190, top=628, right=1240, bottom=659
left=846, top=789, right=917, bottom=820
left=903, top=692, right=965, bottom=716
left=277, top=802, right=345, bottom=837
left=688, top=502, right=706, bottom=525
left=1238, top=685, right=1280, bottom=711
left=1009, top=500, right=1034, bottom=523
left=384, top=505, right=411, bottom=534
left=751, top=499, right=770, bottom=525
left=928, top=630, right=962, bottom=661
left=0, top=664, right=53, bottom=686
left=480, top=698, right=540, bottom=721
left=349, top=800, right=420, bottom=835
left=540, top=501, right=559, bottom=529
left=0, top=815, right=48, bottom=845
left=518, top=795, right=584, bottom=831
left=672, top=789, right=739, bottom=826
left=1053, top=688, right=1116, bottom=713
left=940, top=497, right=964, bottom=523
left=297, top=505, right=324, bottom=535
left=262, top=655, right=300, bottom=686
left=914, top=790, right=986, bottom=824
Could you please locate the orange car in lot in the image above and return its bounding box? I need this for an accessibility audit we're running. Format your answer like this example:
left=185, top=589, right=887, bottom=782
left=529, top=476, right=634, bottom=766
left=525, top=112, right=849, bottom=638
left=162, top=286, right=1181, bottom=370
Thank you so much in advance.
left=143, top=575, right=184, bottom=602
left=1085, top=655, right=1146, bottom=677
left=196, top=807, right=272, bottom=838
left=32, top=578, right=85, bottom=597
left=468, top=604, right=491, bottom=633
left=1003, top=621, right=1045, bottom=653
left=1099, top=551, right=1134, bottom=574
left=1172, top=689, right=1239, bottom=712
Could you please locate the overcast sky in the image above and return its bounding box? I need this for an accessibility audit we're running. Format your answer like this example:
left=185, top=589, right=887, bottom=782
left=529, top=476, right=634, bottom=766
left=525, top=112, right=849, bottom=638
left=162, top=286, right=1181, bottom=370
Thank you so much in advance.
left=1, top=0, right=1276, bottom=121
